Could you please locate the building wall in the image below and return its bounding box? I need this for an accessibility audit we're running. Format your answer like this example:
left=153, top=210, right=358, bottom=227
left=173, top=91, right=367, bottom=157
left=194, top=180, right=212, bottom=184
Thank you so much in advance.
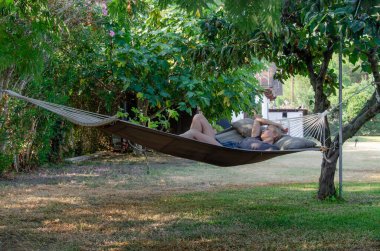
left=268, top=110, right=305, bottom=137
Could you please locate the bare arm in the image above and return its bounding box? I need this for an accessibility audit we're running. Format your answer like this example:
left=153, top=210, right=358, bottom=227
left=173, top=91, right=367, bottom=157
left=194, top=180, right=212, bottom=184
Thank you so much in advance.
left=251, top=117, right=286, bottom=137
left=256, top=117, right=284, bottom=128
left=251, top=120, right=262, bottom=138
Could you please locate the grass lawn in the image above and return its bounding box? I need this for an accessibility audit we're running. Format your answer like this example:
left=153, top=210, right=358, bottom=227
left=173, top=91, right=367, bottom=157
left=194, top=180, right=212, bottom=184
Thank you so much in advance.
left=347, top=136, right=380, bottom=142
left=0, top=148, right=379, bottom=250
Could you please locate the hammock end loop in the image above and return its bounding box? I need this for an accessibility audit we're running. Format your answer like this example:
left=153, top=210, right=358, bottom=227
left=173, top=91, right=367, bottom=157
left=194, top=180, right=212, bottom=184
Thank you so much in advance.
left=320, top=146, right=328, bottom=153
left=320, top=110, right=329, bottom=118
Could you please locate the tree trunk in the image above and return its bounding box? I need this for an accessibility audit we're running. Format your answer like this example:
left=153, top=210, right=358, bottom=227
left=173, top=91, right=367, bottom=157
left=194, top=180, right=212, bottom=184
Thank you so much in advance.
left=318, top=145, right=338, bottom=199
left=303, top=55, right=338, bottom=198
left=318, top=46, right=380, bottom=199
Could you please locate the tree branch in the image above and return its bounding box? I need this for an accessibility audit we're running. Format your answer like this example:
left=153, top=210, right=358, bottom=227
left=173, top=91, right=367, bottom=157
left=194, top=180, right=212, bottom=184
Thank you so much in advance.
left=295, top=48, right=317, bottom=86
left=338, top=92, right=380, bottom=143
left=335, top=46, right=380, bottom=143
left=317, top=39, right=335, bottom=81
left=367, top=46, right=380, bottom=89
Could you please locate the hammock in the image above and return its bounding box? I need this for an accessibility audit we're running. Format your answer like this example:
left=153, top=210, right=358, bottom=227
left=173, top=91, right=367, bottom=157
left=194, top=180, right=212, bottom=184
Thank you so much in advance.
left=2, top=90, right=322, bottom=167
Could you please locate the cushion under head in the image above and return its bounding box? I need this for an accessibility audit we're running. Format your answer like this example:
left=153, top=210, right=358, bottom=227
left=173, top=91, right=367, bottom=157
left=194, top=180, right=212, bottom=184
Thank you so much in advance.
left=274, top=135, right=317, bottom=150
left=238, top=137, right=280, bottom=151
left=225, top=118, right=318, bottom=150
left=232, top=118, right=254, bottom=137
left=215, top=127, right=244, bottom=143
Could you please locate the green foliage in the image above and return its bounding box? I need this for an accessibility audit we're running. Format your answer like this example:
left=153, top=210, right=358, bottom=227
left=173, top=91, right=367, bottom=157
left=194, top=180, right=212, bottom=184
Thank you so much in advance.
left=117, top=107, right=179, bottom=130
left=0, top=0, right=267, bottom=172
left=223, top=0, right=282, bottom=33
left=158, top=0, right=214, bottom=15
left=276, top=53, right=372, bottom=111
left=275, top=75, right=315, bottom=110
left=158, top=0, right=282, bottom=32
left=329, top=79, right=380, bottom=136
left=0, top=0, right=60, bottom=77
left=0, top=152, right=12, bottom=173
left=336, top=0, right=379, bottom=74
left=247, top=0, right=378, bottom=102
left=2, top=0, right=376, bottom=174
left=107, top=4, right=263, bottom=121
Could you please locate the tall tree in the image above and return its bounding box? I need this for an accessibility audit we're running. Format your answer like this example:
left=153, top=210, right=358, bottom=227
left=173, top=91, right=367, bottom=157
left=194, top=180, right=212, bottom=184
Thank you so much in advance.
left=160, top=0, right=379, bottom=199
left=252, top=0, right=379, bottom=199
left=0, top=0, right=265, bottom=172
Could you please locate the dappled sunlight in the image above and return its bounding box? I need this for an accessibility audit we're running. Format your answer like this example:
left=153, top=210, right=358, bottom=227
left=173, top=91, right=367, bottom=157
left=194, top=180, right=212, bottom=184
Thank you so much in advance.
left=100, top=237, right=220, bottom=250
left=102, top=240, right=130, bottom=249
left=1, top=194, right=83, bottom=210
left=369, top=174, right=380, bottom=180
left=38, top=219, right=101, bottom=233
left=96, top=207, right=180, bottom=226
left=64, top=208, right=95, bottom=217
left=0, top=151, right=379, bottom=250
left=39, top=220, right=77, bottom=233
left=280, top=186, right=316, bottom=192
left=56, top=173, right=100, bottom=178
left=344, top=185, right=380, bottom=192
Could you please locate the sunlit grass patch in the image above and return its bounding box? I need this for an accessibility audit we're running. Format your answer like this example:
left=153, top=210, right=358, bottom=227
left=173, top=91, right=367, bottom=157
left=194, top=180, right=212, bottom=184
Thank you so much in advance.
left=344, top=183, right=380, bottom=192
left=0, top=182, right=379, bottom=250
left=0, top=150, right=379, bottom=250
left=348, top=136, right=380, bottom=142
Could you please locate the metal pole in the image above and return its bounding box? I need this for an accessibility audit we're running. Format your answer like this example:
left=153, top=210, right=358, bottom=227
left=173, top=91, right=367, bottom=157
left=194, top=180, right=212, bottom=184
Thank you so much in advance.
left=338, top=30, right=343, bottom=198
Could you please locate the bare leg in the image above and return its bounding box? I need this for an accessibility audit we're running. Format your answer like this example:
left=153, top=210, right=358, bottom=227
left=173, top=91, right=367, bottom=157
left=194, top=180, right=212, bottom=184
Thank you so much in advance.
left=180, top=129, right=221, bottom=146
left=180, top=114, right=221, bottom=145
left=189, top=114, right=216, bottom=138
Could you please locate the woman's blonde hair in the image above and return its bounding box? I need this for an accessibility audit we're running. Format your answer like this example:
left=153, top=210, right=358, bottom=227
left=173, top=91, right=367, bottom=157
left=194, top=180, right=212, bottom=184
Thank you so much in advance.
left=268, top=125, right=283, bottom=142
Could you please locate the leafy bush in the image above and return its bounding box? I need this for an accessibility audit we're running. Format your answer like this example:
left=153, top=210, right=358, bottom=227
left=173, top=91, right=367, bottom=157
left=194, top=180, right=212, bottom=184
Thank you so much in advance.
left=0, top=153, right=12, bottom=174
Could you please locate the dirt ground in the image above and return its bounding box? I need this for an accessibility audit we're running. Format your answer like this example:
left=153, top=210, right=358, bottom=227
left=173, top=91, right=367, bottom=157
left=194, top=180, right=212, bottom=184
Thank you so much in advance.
left=0, top=142, right=379, bottom=250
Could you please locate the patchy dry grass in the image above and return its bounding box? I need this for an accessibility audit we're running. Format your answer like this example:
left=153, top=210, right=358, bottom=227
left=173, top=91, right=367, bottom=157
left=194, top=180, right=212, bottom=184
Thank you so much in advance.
left=348, top=136, right=380, bottom=142
left=0, top=150, right=379, bottom=250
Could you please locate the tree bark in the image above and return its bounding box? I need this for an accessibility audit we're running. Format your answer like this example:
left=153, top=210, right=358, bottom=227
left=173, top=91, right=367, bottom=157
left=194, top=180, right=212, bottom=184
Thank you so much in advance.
left=318, top=147, right=339, bottom=199
left=318, top=46, right=380, bottom=199
left=301, top=49, right=331, bottom=113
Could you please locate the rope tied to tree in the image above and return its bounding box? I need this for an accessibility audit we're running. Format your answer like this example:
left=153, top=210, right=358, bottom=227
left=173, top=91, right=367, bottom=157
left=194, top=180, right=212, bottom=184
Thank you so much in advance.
left=3, top=83, right=376, bottom=153
left=368, top=81, right=380, bottom=103
left=3, top=89, right=119, bottom=127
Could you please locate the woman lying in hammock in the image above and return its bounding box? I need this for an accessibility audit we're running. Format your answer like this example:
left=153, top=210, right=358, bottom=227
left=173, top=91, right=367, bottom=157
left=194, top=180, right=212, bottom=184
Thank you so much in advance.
left=180, top=113, right=287, bottom=150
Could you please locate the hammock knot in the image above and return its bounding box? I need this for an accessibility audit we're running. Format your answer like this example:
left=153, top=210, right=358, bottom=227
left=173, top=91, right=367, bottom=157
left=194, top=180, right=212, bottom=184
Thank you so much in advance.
left=320, top=110, right=329, bottom=118
left=320, top=146, right=329, bottom=152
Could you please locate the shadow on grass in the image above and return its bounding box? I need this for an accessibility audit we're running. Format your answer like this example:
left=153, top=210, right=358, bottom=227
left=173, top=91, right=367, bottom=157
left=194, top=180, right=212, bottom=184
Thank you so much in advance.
left=1, top=182, right=379, bottom=250
left=0, top=151, right=379, bottom=250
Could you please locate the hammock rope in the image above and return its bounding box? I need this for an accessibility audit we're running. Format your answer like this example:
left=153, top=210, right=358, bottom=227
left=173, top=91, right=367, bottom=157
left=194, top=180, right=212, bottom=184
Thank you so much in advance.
left=0, top=83, right=374, bottom=166
left=2, top=82, right=375, bottom=145
left=274, top=81, right=376, bottom=147
left=3, top=90, right=118, bottom=127
left=2, top=89, right=330, bottom=145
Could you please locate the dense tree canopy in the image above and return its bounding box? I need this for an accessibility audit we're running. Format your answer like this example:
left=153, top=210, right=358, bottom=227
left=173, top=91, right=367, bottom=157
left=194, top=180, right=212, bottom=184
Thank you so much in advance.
left=0, top=0, right=378, bottom=201
left=0, top=0, right=265, bottom=172
left=160, top=0, right=379, bottom=199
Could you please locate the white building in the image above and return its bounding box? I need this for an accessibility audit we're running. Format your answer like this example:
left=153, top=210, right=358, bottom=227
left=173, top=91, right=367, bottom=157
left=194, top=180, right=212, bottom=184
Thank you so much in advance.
left=256, top=63, right=307, bottom=137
